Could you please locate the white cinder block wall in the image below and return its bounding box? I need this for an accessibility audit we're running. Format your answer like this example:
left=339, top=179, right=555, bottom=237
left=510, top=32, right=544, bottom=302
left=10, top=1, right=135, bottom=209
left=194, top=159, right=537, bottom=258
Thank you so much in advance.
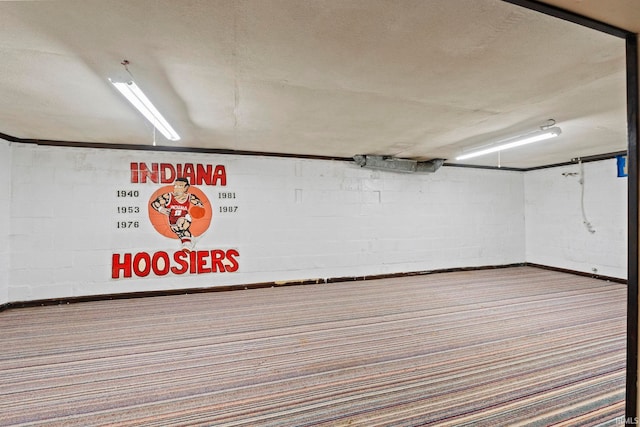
left=6, top=141, right=526, bottom=302
left=0, top=140, right=10, bottom=305
left=524, top=159, right=627, bottom=279
left=3, top=140, right=627, bottom=304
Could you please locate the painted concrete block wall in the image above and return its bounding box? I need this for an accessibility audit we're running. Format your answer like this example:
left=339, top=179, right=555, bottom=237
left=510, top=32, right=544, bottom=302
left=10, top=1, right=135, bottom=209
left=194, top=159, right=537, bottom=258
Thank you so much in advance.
left=0, top=140, right=10, bottom=305
left=524, top=159, right=627, bottom=279
left=286, top=159, right=525, bottom=277
left=8, top=142, right=525, bottom=301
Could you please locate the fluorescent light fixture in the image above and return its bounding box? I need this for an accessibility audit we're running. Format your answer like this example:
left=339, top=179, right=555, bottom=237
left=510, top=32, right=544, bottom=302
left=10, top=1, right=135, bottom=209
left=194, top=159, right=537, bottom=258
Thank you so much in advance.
left=109, top=79, right=180, bottom=141
left=455, top=126, right=561, bottom=161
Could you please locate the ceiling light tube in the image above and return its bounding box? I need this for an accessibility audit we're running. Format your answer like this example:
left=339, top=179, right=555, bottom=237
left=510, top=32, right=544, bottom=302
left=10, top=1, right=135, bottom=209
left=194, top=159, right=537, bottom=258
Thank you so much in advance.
left=455, top=127, right=561, bottom=161
left=109, top=79, right=180, bottom=141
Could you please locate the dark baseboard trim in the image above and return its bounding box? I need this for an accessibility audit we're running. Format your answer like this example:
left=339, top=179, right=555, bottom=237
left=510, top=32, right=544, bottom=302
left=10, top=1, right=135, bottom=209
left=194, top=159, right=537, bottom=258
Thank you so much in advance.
left=0, top=262, right=625, bottom=313
left=324, top=263, right=527, bottom=283
left=526, top=262, right=627, bottom=284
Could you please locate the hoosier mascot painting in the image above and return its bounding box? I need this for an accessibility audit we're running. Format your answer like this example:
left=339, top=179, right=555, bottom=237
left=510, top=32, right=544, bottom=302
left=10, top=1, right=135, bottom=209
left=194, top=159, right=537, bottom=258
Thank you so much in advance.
left=149, top=177, right=209, bottom=252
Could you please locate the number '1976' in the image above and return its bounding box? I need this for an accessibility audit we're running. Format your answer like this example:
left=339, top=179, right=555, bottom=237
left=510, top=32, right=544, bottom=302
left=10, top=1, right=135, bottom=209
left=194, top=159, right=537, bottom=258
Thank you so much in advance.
left=116, top=221, right=139, bottom=229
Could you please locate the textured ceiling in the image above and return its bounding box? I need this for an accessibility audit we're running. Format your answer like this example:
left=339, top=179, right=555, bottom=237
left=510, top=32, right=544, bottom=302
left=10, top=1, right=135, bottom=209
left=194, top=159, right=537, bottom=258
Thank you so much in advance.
left=0, top=0, right=631, bottom=168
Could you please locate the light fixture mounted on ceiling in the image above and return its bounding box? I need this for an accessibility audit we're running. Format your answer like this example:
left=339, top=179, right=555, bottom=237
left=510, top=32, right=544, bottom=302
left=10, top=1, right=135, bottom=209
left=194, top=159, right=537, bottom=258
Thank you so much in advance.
left=109, top=60, right=180, bottom=142
left=455, top=120, right=561, bottom=161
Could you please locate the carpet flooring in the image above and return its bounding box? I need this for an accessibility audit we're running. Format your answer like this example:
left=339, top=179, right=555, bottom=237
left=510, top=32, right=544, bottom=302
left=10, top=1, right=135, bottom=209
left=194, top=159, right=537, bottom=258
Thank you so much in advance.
left=0, top=266, right=627, bottom=426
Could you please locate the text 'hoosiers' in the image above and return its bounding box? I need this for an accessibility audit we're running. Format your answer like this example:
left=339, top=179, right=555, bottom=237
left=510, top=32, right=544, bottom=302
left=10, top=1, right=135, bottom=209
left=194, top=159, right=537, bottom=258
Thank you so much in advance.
left=112, top=249, right=240, bottom=279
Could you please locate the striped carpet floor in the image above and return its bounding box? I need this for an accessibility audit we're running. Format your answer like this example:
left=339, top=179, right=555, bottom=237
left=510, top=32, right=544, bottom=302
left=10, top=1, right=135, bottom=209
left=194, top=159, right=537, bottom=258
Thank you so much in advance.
left=0, top=266, right=627, bottom=426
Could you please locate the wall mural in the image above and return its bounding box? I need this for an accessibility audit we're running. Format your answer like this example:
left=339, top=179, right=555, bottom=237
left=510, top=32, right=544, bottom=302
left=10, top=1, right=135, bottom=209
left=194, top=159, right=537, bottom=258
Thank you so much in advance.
left=111, top=162, right=240, bottom=280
